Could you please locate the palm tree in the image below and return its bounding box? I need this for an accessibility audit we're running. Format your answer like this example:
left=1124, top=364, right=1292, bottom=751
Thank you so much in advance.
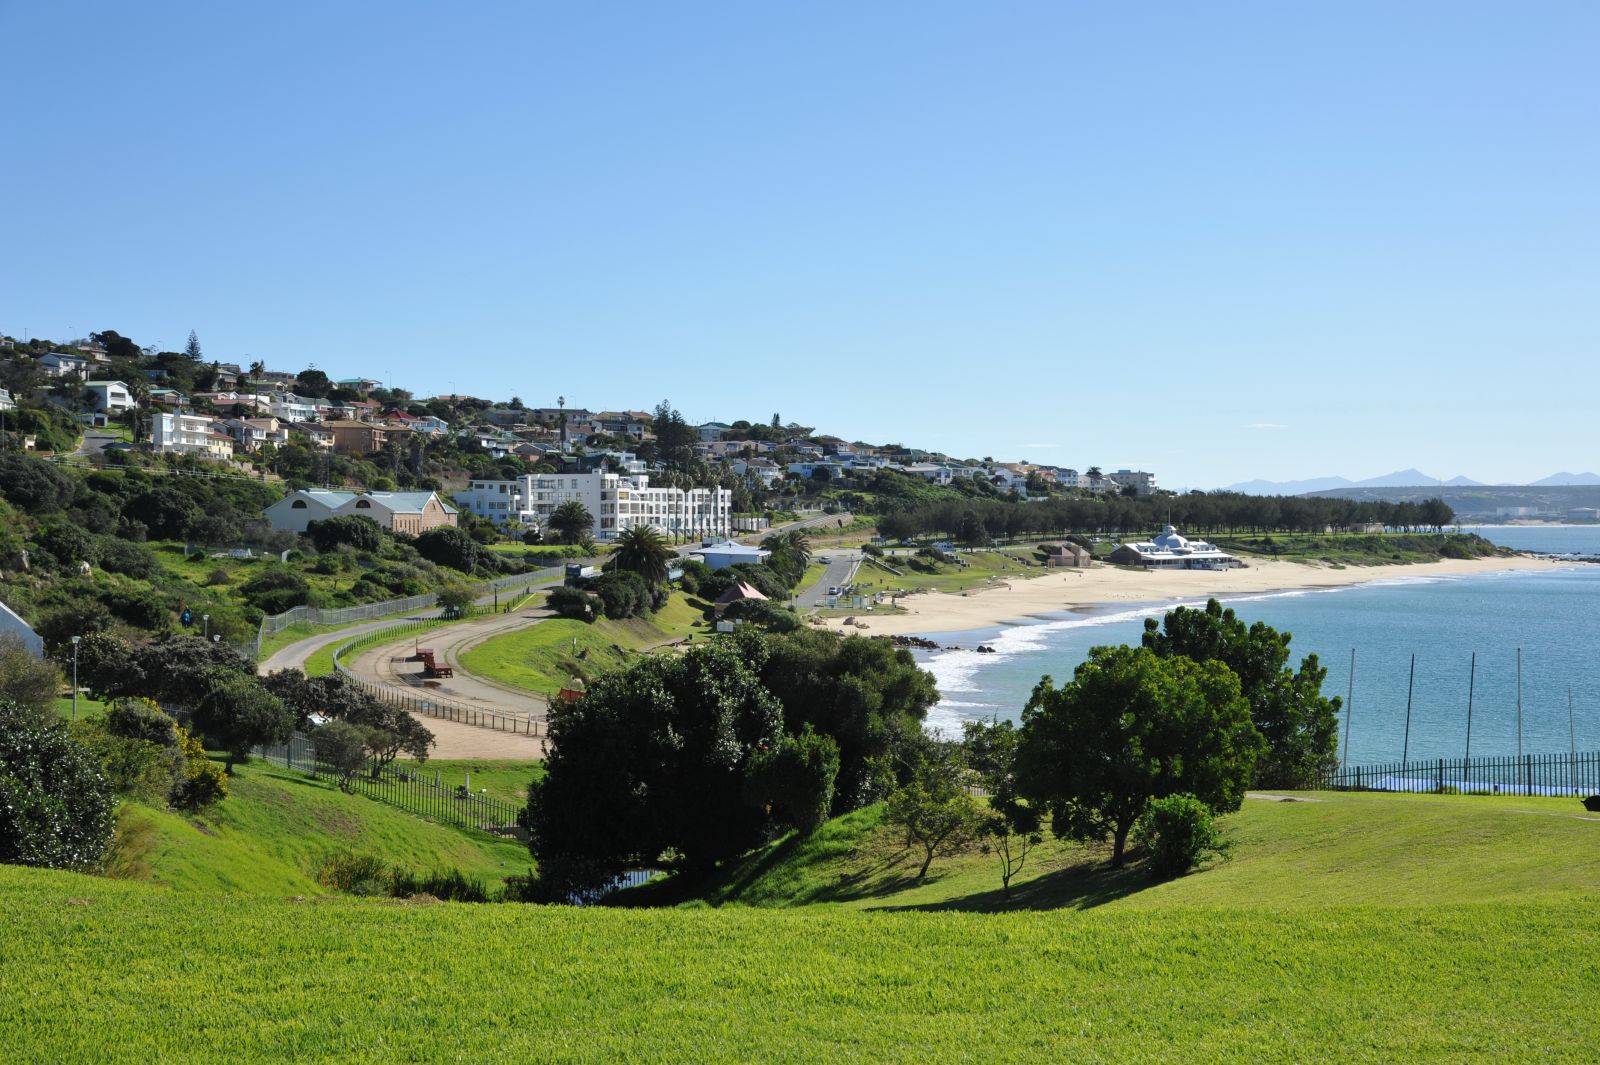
left=249, top=359, right=266, bottom=410
left=547, top=499, right=594, bottom=545
left=608, top=526, right=672, bottom=587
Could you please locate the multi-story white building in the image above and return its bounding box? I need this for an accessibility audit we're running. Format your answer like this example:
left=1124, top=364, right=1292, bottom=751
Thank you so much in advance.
left=148, top=412, right=234, bottom=461
left=455, top=472, right=733, bottom=541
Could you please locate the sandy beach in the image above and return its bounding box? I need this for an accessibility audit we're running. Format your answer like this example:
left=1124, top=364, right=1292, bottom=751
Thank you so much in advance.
left=819, top=555, right=1563, bottom=638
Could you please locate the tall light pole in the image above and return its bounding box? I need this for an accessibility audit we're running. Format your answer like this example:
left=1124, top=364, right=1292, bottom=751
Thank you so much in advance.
left=71, top=635, right=81, bottom=720
left=203, top=613, right=210, bottom=640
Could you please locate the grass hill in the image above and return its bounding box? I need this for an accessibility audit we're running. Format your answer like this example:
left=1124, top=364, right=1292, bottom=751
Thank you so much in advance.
left=107, top=759, right=531, bottom=893
left=4, top=788, right=1599, bottom=1060
left=653, top=791, right=1600, bottom=911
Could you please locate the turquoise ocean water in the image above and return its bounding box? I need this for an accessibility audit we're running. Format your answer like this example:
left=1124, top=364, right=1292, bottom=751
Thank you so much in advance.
left=915, top=527, right=1600, bottom=766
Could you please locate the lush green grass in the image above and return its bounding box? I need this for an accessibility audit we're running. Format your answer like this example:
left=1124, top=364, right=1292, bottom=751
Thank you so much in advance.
left=459, top=592, right=712, bottom=695
left=3, top=861, right=1599, bottom=1062
left=105, top=759, right=531, bottom=894
left=391, top=758, right=544, bottom=807
left=663, top=791, right=1600, bottom=912
left=849, top=549, right=1039, bottom=596
left=1213, top=532, right=1506, bottom=566
left=54, top=694, right=110, bottom=720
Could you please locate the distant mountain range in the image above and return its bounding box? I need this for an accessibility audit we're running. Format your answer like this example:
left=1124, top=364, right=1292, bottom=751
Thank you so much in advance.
left=1223, top=470, right=1600, bottom=495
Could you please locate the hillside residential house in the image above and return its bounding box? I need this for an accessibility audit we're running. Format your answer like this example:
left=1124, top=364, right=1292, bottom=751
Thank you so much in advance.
left=336, top=377, right=383, bottom=393
left=149, top=412, right=235, bottom=460
left=285, top=421, right=334, bottom=448
left=597, top=411, right=652, bottom=437
left=264, top=489, right=458, bottom=536
left=82, top=381, right=136, bottom=414
left=732, top=458, right=783, bottom=487
left=697, top=421, right=733, bottom=442
left=148, top=388, right=189, bottom=408
left=324, top=420, right=397, bottom=455
left=1107, top=526, right=1236, bottom=570
left=0, top=387, right=14, bottom=412
left=694, top=539, right=771, bottom=571
left=268, top=392, right=319, bottom=423
left=224, top=417, right=289, bottom=451
left=455, top=472, right=733, bottom=541
left=1107, top=469, right=1158, bottom=495
left=38, top=353, right=88, bottom=377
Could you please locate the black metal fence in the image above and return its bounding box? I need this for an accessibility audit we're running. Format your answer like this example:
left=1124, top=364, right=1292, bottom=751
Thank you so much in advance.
left=1321, top=750, right=1600, bottom=796
left=255, top=731, right=524, bottom=833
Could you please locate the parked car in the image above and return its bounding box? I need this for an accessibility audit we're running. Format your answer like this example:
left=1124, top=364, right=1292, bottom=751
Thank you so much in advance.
left=827, top=586, right=839, bottom=596
left=818, top=555, right=833, bottom=563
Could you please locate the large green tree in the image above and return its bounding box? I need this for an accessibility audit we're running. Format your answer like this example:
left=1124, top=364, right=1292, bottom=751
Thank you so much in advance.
left=1016, top=644, right=1261, bottom=868
left=608, top=526, right=672, bottom=587
left=0, top=700, right=115, bottom=871
left=1141, top=599, right=1340, bottom=788
left=525, top=635, right=829, bottom=892
left=756, top=628, right=937, bottom=814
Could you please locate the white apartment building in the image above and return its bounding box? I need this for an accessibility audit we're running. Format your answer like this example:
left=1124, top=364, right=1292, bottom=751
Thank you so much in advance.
left=149, top=412, right=234, bottom=460
left=455, top=472, right=733, bottom=541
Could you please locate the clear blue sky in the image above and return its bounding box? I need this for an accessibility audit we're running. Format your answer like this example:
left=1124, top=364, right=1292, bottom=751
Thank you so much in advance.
left=3, top=2, right=1596, bottom=487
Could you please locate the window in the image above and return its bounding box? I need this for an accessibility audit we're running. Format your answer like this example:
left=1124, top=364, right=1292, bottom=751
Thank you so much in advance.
left=291, top=500, right=307, bottom=509
left=355, top=499, right=372, bottom=509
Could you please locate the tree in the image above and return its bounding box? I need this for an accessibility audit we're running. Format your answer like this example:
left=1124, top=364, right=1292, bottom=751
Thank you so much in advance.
left=547, top=500, right=594, bottom=546
left=608, top=526, right=672, bottom=587
left=313, top=721, right=381, bottom=789
left=0, top=700, right=115, bottom=871
left=886, top=740, right=979, bottom=878
left=305, top=514, right=385, bottom=553
left=0, top=634, right=64, bottom=717
left=757, top=628, right=937, bottom=814
left=743, top=725, right=840, bottom=836
left=191, top=674, right=294, bottom=772
left=1141, top=599, right=1340, bottom=789
left=262, top=671, right=431, bottom=764
left=184, top=330, right=203, bottom=360
left=248, top=359, right=266, bottom=408
left=964, top=718, right=1042, bottom=898
left=296, top=367, right=332, bottom=397
left=414, top=526, right=482, bottom=572
left=525, top=636, right=792, bottom=893
left=436, top=582, right=474, bottom=620
left=1016, top=645, right=1261, bottom=868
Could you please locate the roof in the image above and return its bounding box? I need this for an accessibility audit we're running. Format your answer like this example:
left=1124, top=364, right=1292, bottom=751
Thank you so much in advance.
left=713, top=581, right=768, bottom=606
left=362, top=491, right=445, bottom=514
left=696, top=541, right=768, bottom=559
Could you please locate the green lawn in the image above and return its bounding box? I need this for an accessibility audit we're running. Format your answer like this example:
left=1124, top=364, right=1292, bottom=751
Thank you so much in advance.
left=664, top=790, right=1600, bottom=912
left=54, top=694, right=110, bottom=721
left=104, top=759, right=530, bottom=894
left=459, top=593, right=712, bottom=696
left=391, top=758, right=545, bottom=807
left=3, top=864, right=1598, bottom=1062
left=850, top=549, right=1040, bottom=597
left=1212, top=532, right=1506, bottom=566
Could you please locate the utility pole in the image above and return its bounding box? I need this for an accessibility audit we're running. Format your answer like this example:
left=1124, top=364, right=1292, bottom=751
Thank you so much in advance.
left=71, top=635, right=81, bottom=720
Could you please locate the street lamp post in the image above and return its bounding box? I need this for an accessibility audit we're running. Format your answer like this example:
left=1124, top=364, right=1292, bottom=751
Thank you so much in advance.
left=71, top=635, right=81, bottom=720
left=203, top=614, right=210, bottom=640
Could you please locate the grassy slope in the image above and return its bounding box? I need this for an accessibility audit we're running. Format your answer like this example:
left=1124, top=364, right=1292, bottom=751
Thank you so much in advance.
left=459, top=592, right=710, bottom=695
left=675, top=791, right=1600, bottom=912
left=1214, top=532, right=1506, bottom=566
left=390, top=758, right=544, bottom=807
left=2, top=864, right=1597, bottom=1062
left=850, top=549, right=1039, bottom=596
left=108, top=760, right=531, bottom=894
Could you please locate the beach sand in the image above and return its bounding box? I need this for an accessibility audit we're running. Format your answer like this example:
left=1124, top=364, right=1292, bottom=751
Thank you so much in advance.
left=818, top=555, right=1562, bottom=638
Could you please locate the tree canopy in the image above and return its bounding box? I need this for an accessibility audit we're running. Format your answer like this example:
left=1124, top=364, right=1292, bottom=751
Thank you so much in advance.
left=1141, top=599, right=1340, bottom=788
left=1016, top=644, right=1261, bottom=867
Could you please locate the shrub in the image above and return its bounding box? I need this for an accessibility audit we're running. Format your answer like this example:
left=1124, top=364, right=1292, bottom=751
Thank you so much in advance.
left=0, top=633, right=64, bottom=717
left=587, top=569, right=651, bottom=620
left=388, top=866, right=490, bottom=903
left=1134, top=794, right=1228, bottom=880
left=305, top=515, right=386, bottom=553
left=105, top=698, right=179, bottom=746
left=0, top=700, right=116, bottom=870
left=316, top=851, right=389, bottom=896
left=95, top=536, right=158, bottom=578
left=722, top=599, right=801, bottom=632
left=238, top=566, right=313, bottom=615
left=548, top=585, right=598, bottom=622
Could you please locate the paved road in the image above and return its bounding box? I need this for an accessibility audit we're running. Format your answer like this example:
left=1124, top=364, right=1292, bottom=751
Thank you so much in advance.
left=74, top=430, right=121, bottom=459
left=795, top=549, right=864, bottom=608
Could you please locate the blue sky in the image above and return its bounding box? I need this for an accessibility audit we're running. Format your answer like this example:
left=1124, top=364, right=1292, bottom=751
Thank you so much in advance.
left=3, top=2, right=1596, bottom=488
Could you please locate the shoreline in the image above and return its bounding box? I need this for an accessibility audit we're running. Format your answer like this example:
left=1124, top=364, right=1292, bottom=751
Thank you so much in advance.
left=818, top=554, right=1565, bottom=639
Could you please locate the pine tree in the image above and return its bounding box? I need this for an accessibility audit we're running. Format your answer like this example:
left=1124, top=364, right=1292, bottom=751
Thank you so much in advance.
left=184, top=330, right=202, bottom=360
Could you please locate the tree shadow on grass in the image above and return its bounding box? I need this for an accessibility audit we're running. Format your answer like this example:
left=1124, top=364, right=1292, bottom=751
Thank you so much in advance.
left=868, top=851, right=1156, bottom=913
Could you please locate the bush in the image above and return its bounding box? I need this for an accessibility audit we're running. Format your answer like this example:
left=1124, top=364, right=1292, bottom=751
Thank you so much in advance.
left=0, top=633, right=64, bottom=717
left=722, top=599, right=801, bottom=632
left=0, top=700, right=116, bottom=871
left=95, top=536, right=158, bottom=578
left=1134, top=794, right=1228, bottom=880
left=316, top=851, right=389, bottom=896
left=105, top=698, right=179, bottom=746
left=388, top=866, right=490, bottom=903
left=238, top=566, right=314, bottom=615
left=587, top=569, right=651, bottom=620
left=305, top=515, right=386, bottom=553
left=548, top=585, right=598, bottom=622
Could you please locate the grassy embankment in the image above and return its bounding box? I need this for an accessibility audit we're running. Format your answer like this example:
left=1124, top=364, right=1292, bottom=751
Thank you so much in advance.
left=5, top=787, right=1600, bottom=1061
left=458, top=592, right=712, bottom=696
left=849, top=549, right=1039, bottom=597
left=1214, top=531, right=1507, bottom=567
left=104, top=758, right=530, bottom=894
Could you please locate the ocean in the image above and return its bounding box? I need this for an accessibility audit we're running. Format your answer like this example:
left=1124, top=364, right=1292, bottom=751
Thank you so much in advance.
left=915, top=526, right=1600, bottom=766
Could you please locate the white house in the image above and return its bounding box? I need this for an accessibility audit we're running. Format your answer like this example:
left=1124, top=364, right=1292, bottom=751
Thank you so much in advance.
left=733, top=458, right=784, bottom=487
left=694, top=540, right=770, bottom=571
left=264, top=489, right=459, bottom=536
left=454, top=472, right=733, bottom=541
left=267, top=392, right=319, bottom=423
left=225, top=417, right=288, bottom=451
left=0, top=387, right=15, bottom=412
left=697, top=422, right=733, bottom=442
left=38, top=353, right=88, bottom=378
left=149, top=412, right=234, bottom=460
left=1108, top=526, right=1236, bottom=570
left=82, top=380, right=136, bottom=414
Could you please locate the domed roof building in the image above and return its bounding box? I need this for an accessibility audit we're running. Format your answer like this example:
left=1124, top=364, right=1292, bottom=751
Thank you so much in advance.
left=1108, top=525, right=1237, bottom=570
